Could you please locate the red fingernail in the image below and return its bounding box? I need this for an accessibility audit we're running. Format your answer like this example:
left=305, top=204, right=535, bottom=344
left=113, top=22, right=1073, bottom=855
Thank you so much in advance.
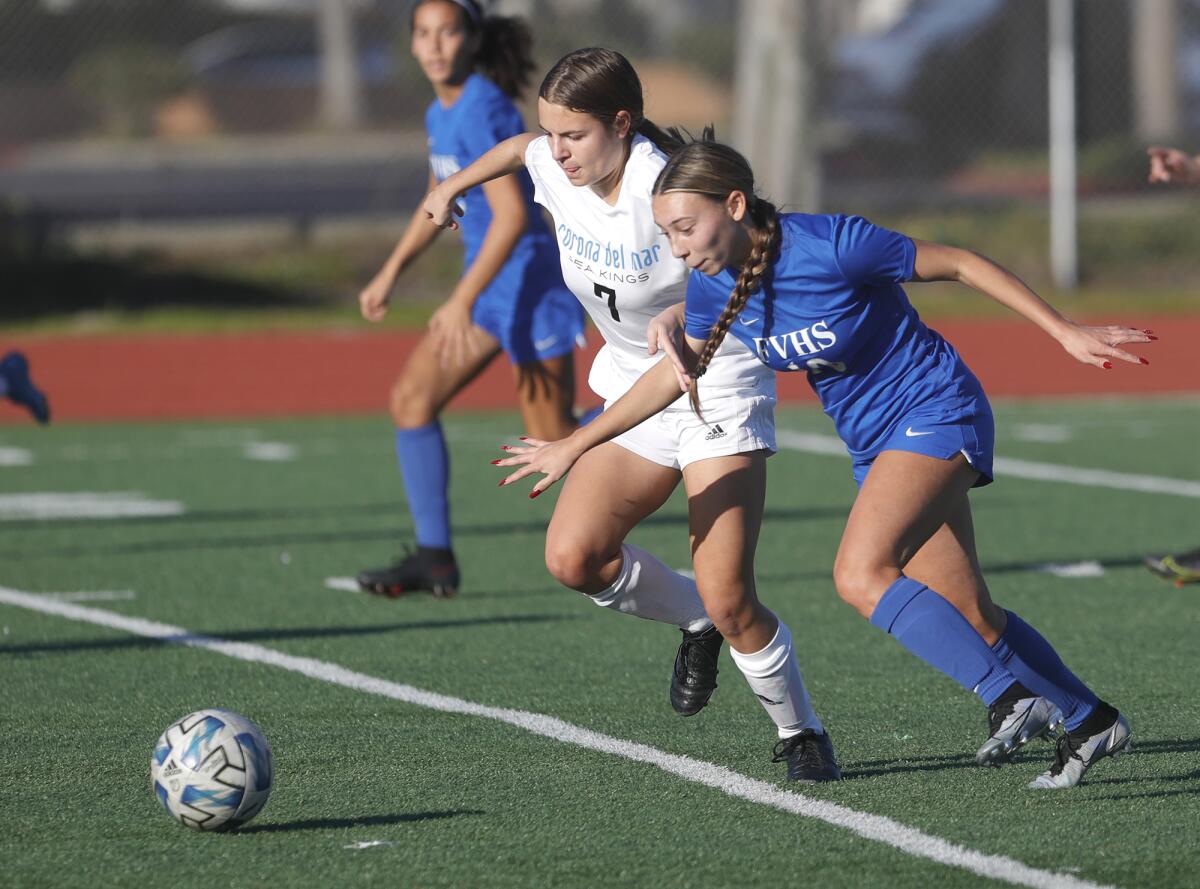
left=528, top=490, right=542, bottom=500
left=498, top=479, right=507, bottom=487
left=1140, top=357, right=1150, bottom=365
left=490, top=460, right=502, bottom=465
left=519, top=436, right=529, bottom=441
left=1103, top=361, right=1113, bottom=369
left=1144, top=329, right=1155, bottom=334
left=500, top=445, right=512, bottom=452
left=1148, top=335, right=1159, bottom=341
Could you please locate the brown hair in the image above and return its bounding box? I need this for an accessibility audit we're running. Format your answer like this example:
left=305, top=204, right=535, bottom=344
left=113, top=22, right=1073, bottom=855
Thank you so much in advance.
left=538, top=47, right=683, bottom=154
left=652, top=138, right=780, bottom=416
left=411, top=0, right=535, bottom=99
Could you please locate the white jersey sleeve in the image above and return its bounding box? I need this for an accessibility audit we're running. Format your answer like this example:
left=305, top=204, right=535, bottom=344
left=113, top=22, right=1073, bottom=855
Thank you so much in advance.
left=525, top=134, right=773, bottom=406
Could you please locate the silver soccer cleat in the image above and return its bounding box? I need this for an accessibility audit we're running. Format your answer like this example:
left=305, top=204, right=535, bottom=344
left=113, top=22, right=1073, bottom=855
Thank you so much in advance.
left=1028, top=711, right=1132, bottom=790
left=976, top=694, right=1064, bottom=767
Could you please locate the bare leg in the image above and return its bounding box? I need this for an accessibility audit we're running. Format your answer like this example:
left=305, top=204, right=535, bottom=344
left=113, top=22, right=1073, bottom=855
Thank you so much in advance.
left=390, top=325, right=502, bottom=428
left=512, top=353, right=577, bottom=442
left=544, top=442, right=681, bottom=594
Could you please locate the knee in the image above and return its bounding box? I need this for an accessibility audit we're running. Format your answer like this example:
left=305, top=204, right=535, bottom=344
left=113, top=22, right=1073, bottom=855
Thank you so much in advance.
left=701, top=595, right=758, bottom=641
left=832, top=557, right=893, bottom=620
left=544, top=538, right=603, bottom=591
left=389, top=375, right=435, bottom=428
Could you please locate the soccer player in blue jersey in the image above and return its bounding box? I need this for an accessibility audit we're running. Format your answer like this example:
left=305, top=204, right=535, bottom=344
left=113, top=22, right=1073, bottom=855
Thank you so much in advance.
left=355, top=0, right=585, bottom=598
left=497, top=137, right=1153, bottom=789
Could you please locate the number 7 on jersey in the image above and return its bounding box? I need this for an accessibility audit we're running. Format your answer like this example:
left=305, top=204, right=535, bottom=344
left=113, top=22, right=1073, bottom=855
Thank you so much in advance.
left=593, top=283, right=620, bottom=322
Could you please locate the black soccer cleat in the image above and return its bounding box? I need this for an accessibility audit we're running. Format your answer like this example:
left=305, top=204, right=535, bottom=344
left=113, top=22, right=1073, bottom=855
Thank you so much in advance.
left=771, top=728, right=842, bottom=784
left=670, top=624, right=723, bottom=716
left=357, top=546, right=460, bottom=599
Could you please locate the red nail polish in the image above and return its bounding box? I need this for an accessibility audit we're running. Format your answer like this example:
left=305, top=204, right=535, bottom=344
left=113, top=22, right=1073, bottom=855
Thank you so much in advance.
left=1102, top=361, right=1113, bottom=369
left=1140, top=357, right=1150, bottom=365
left=528, top=490, right=542, bottom=499
left=1144, top=329, right=1155, bottom=335
left=501, top=445, right=512, bottom=452
left=498, top=479, right=507, bottom=487
left=490, top=460, right=502, bottom=465
left=1148, top=335, right=1159, bottom=341
left=519, top=436, right=529, bottom=441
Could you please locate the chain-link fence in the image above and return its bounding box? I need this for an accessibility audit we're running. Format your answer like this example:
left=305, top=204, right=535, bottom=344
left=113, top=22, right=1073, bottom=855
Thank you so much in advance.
left=1, top=0, right=1198, bottom=301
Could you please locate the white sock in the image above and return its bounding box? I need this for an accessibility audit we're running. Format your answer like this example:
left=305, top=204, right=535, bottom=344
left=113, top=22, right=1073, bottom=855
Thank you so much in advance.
left=729, top=617, right=824, bottom=738
left=588, top=543, right=711, bottom=632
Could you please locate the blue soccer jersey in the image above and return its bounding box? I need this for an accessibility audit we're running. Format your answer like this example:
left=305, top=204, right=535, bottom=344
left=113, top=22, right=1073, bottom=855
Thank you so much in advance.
left=684, top=213, right=993, bottom=480
left=425, top=73, right=582, bottom=363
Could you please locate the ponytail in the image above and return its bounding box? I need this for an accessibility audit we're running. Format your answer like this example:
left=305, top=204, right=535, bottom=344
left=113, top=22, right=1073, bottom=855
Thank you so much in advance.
left=476, top=15, right=535, bottom=99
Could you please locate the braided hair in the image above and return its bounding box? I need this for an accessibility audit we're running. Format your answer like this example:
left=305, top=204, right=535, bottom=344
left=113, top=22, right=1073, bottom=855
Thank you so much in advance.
left=651, top=138, right=780, bottom=416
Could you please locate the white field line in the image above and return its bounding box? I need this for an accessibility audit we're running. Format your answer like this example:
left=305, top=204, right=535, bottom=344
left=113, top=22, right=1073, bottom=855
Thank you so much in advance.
left=776, top=430, right=1200, bottom=498
left=0, top=447, right=34, bottom=466
left=41, top=590, right=138, bottom=603
left=0, top=585, right=1114, bottom=889
left=243, top=442, right=299, bottom=462
left=0, top=492, right=186, bottom=521
left=1034, top=561, right=1106, bottom=579
left=323, top=577, right=362, bottom=593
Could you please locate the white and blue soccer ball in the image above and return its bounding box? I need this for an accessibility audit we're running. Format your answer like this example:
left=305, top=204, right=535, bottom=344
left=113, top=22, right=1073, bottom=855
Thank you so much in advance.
left=150, top=708, right=273, bottom=831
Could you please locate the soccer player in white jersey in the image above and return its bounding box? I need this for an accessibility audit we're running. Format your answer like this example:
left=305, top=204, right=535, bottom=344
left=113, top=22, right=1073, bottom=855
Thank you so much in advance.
left=424, top=48, right=839, bottom=782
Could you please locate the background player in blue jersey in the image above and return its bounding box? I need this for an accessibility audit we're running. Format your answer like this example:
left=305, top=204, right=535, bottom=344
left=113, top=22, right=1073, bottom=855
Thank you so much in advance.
left=1140, top=144, right=1199, bottom=585
left=355, top=0, right=585, bottom=598
left=497, top=137, right=1153, bottom=790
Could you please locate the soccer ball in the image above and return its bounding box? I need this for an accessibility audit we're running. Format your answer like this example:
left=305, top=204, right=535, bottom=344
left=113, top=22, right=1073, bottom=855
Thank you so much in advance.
left=150, top=709, right=273, bottom=831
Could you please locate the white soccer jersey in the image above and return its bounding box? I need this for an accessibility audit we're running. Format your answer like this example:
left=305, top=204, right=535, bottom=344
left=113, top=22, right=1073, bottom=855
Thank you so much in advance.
left=524, top=134, right=774, bottom=405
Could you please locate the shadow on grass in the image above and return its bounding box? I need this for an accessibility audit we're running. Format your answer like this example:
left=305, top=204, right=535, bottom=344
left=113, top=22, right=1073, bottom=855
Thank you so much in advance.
left=238, top=809, right=485, bottom=834
left=0, top=612, right=577, bottom=657
left=0, top=506, right=848, bottom=560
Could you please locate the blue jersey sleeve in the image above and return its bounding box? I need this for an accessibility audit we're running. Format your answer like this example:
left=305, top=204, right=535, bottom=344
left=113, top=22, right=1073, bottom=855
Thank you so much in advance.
left=459, top=92, right=525, bottom=163
left=684, top=272, right=728, bottom=340
left=830, top=215, right=915, bottom=287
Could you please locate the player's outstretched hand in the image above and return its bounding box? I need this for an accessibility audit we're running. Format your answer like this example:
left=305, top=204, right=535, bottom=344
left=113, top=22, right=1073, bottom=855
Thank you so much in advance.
left=422, top=184, right=466, bottom=230
left=493, top=437, right=584, bottom=499
left=645, top=302, right=693, bottom=393
left=1056, top=322, right=1156, bottom=370
left=359, top=269, right=394, bottom=322
left=1147, top=146, right=1200, bottom=185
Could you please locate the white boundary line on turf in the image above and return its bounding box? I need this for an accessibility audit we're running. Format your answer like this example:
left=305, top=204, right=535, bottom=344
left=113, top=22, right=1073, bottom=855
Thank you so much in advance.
left=0, top=585, right=1114, bottom=889
left=776, top=430, right=1200, bottom=498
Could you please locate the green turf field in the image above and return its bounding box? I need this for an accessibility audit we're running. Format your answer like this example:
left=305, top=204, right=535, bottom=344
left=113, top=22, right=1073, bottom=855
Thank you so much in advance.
left=2, top=398, right=1198, bottom=888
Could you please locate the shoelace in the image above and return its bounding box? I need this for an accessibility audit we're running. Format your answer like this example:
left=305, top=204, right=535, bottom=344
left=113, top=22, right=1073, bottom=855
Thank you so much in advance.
left=771, top=731, right=818, bottom=765
left=1047, top=732, right=1083, bottom=776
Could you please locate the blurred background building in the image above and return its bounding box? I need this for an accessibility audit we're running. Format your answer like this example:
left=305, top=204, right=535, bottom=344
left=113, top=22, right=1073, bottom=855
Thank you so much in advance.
left=1, top=0, right=1197, bottom=324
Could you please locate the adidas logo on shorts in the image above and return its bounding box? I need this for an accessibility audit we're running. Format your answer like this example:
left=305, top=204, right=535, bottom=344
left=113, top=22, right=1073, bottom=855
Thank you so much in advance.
left=704, top=424, right=727, bottom=441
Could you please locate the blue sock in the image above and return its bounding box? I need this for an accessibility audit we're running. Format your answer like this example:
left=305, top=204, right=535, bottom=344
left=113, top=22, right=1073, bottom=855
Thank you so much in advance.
left=578, top=405, right=604, bottom=426
left=869, top=577, right=1014, bottom=705
left=992, top=611, right=1097, bottom=730
left=394, top=423, right=451, bottom=550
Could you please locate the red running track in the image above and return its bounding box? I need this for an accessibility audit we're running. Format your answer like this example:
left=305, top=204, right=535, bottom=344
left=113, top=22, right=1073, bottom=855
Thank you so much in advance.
left=1, top=316, right=1196, bottom=423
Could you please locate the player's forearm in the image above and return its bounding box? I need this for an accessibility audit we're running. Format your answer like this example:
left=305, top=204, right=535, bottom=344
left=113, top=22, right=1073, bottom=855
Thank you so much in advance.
left=386, top=204, right=444, bottom=280
left=448, top=211, right=526, bottom=309
left=563, top=359, right=682, bottom=457
left=438, top=133, right=536, bottom=199
left=914, top=241, right=1070, bottom=340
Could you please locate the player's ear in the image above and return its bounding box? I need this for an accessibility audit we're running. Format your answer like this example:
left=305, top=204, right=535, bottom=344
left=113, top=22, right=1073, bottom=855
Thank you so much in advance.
left=725, top=190, right=748, bottom=222
left=612, top=110, right=633, bottom=139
